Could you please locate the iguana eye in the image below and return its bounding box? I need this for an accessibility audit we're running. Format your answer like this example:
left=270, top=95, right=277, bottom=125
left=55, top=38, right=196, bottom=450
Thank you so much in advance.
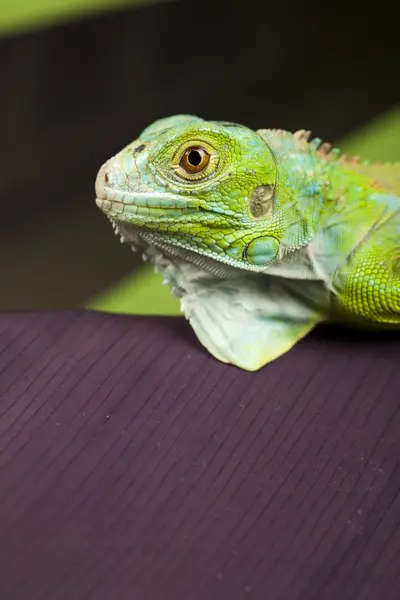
left=179, top=147, right=210, bottom=174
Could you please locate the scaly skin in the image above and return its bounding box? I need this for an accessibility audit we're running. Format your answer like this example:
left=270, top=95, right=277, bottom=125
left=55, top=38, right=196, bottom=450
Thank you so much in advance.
left=95, top=115, right=400, bottom=370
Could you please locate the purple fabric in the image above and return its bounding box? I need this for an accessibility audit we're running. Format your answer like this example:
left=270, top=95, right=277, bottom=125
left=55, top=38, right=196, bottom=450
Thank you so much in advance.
left=0, top=310, right=399, bottom=600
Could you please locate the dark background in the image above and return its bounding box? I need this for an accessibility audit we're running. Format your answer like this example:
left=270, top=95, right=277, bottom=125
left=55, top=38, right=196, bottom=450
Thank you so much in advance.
left=0, top=6, right=400, bottom=599
left=0, top=0, right=398, bottom=308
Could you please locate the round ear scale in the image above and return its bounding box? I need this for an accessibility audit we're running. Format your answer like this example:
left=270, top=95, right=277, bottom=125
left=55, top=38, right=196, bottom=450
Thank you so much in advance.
left=244, top=236, right=279, bottom=266
left=249, top=185, right=275, bottom=218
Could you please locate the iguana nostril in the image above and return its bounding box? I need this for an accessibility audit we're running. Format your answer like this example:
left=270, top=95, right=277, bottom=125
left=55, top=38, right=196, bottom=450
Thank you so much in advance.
left=134, top=144, right=146, bottom=154
left=95, top=163, right=111, bottom=198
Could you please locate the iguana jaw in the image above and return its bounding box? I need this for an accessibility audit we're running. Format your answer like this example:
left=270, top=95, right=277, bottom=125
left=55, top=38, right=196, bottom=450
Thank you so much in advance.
left=107, top=218, right=255, bottom=279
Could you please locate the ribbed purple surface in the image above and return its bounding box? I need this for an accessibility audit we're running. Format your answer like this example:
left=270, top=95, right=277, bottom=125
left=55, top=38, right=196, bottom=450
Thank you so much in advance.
left=0, top=310, right=399, bottom=600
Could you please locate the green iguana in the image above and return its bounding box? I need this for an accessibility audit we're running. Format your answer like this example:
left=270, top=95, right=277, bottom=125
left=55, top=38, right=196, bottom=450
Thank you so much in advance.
left=95, top=115, right=400, bottom=371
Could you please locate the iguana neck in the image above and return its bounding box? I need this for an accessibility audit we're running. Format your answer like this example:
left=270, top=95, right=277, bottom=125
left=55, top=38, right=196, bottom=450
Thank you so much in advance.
left=259, top=128, right=394, bottom=232
left=262, top=129, right=400, bottom=286
left=256, top=128, right=336, bottom=253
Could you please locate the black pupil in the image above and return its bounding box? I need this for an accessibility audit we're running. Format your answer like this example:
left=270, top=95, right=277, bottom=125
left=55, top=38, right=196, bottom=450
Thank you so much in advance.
left=188, top=150, right=202, bottom=166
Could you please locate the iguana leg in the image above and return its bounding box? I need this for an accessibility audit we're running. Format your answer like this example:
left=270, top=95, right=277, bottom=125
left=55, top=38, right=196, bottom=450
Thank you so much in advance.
left=333, top=214, right=400, bottom=325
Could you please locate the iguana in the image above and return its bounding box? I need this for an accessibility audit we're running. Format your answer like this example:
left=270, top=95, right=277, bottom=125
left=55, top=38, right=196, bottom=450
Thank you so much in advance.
left=95, top=115, right=400, bottom=371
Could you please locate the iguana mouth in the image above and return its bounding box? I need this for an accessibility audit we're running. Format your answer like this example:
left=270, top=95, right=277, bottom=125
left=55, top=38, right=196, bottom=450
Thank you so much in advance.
left=95, top=195, right=192, bottom=218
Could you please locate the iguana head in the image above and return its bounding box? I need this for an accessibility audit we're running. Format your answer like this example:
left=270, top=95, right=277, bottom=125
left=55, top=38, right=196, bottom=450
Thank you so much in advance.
left=95, top=115, right=291, bottom=271
left=94, top=115, right=328, bottom=370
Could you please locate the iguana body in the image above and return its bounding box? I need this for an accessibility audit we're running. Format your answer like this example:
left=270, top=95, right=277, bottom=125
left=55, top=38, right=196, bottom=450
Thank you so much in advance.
left=95, top=115, right=400, bottom=370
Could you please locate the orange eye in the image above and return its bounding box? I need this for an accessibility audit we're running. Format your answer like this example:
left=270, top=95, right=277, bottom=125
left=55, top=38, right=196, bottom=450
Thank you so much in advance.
left=179, top=147, right=210, bottom=174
